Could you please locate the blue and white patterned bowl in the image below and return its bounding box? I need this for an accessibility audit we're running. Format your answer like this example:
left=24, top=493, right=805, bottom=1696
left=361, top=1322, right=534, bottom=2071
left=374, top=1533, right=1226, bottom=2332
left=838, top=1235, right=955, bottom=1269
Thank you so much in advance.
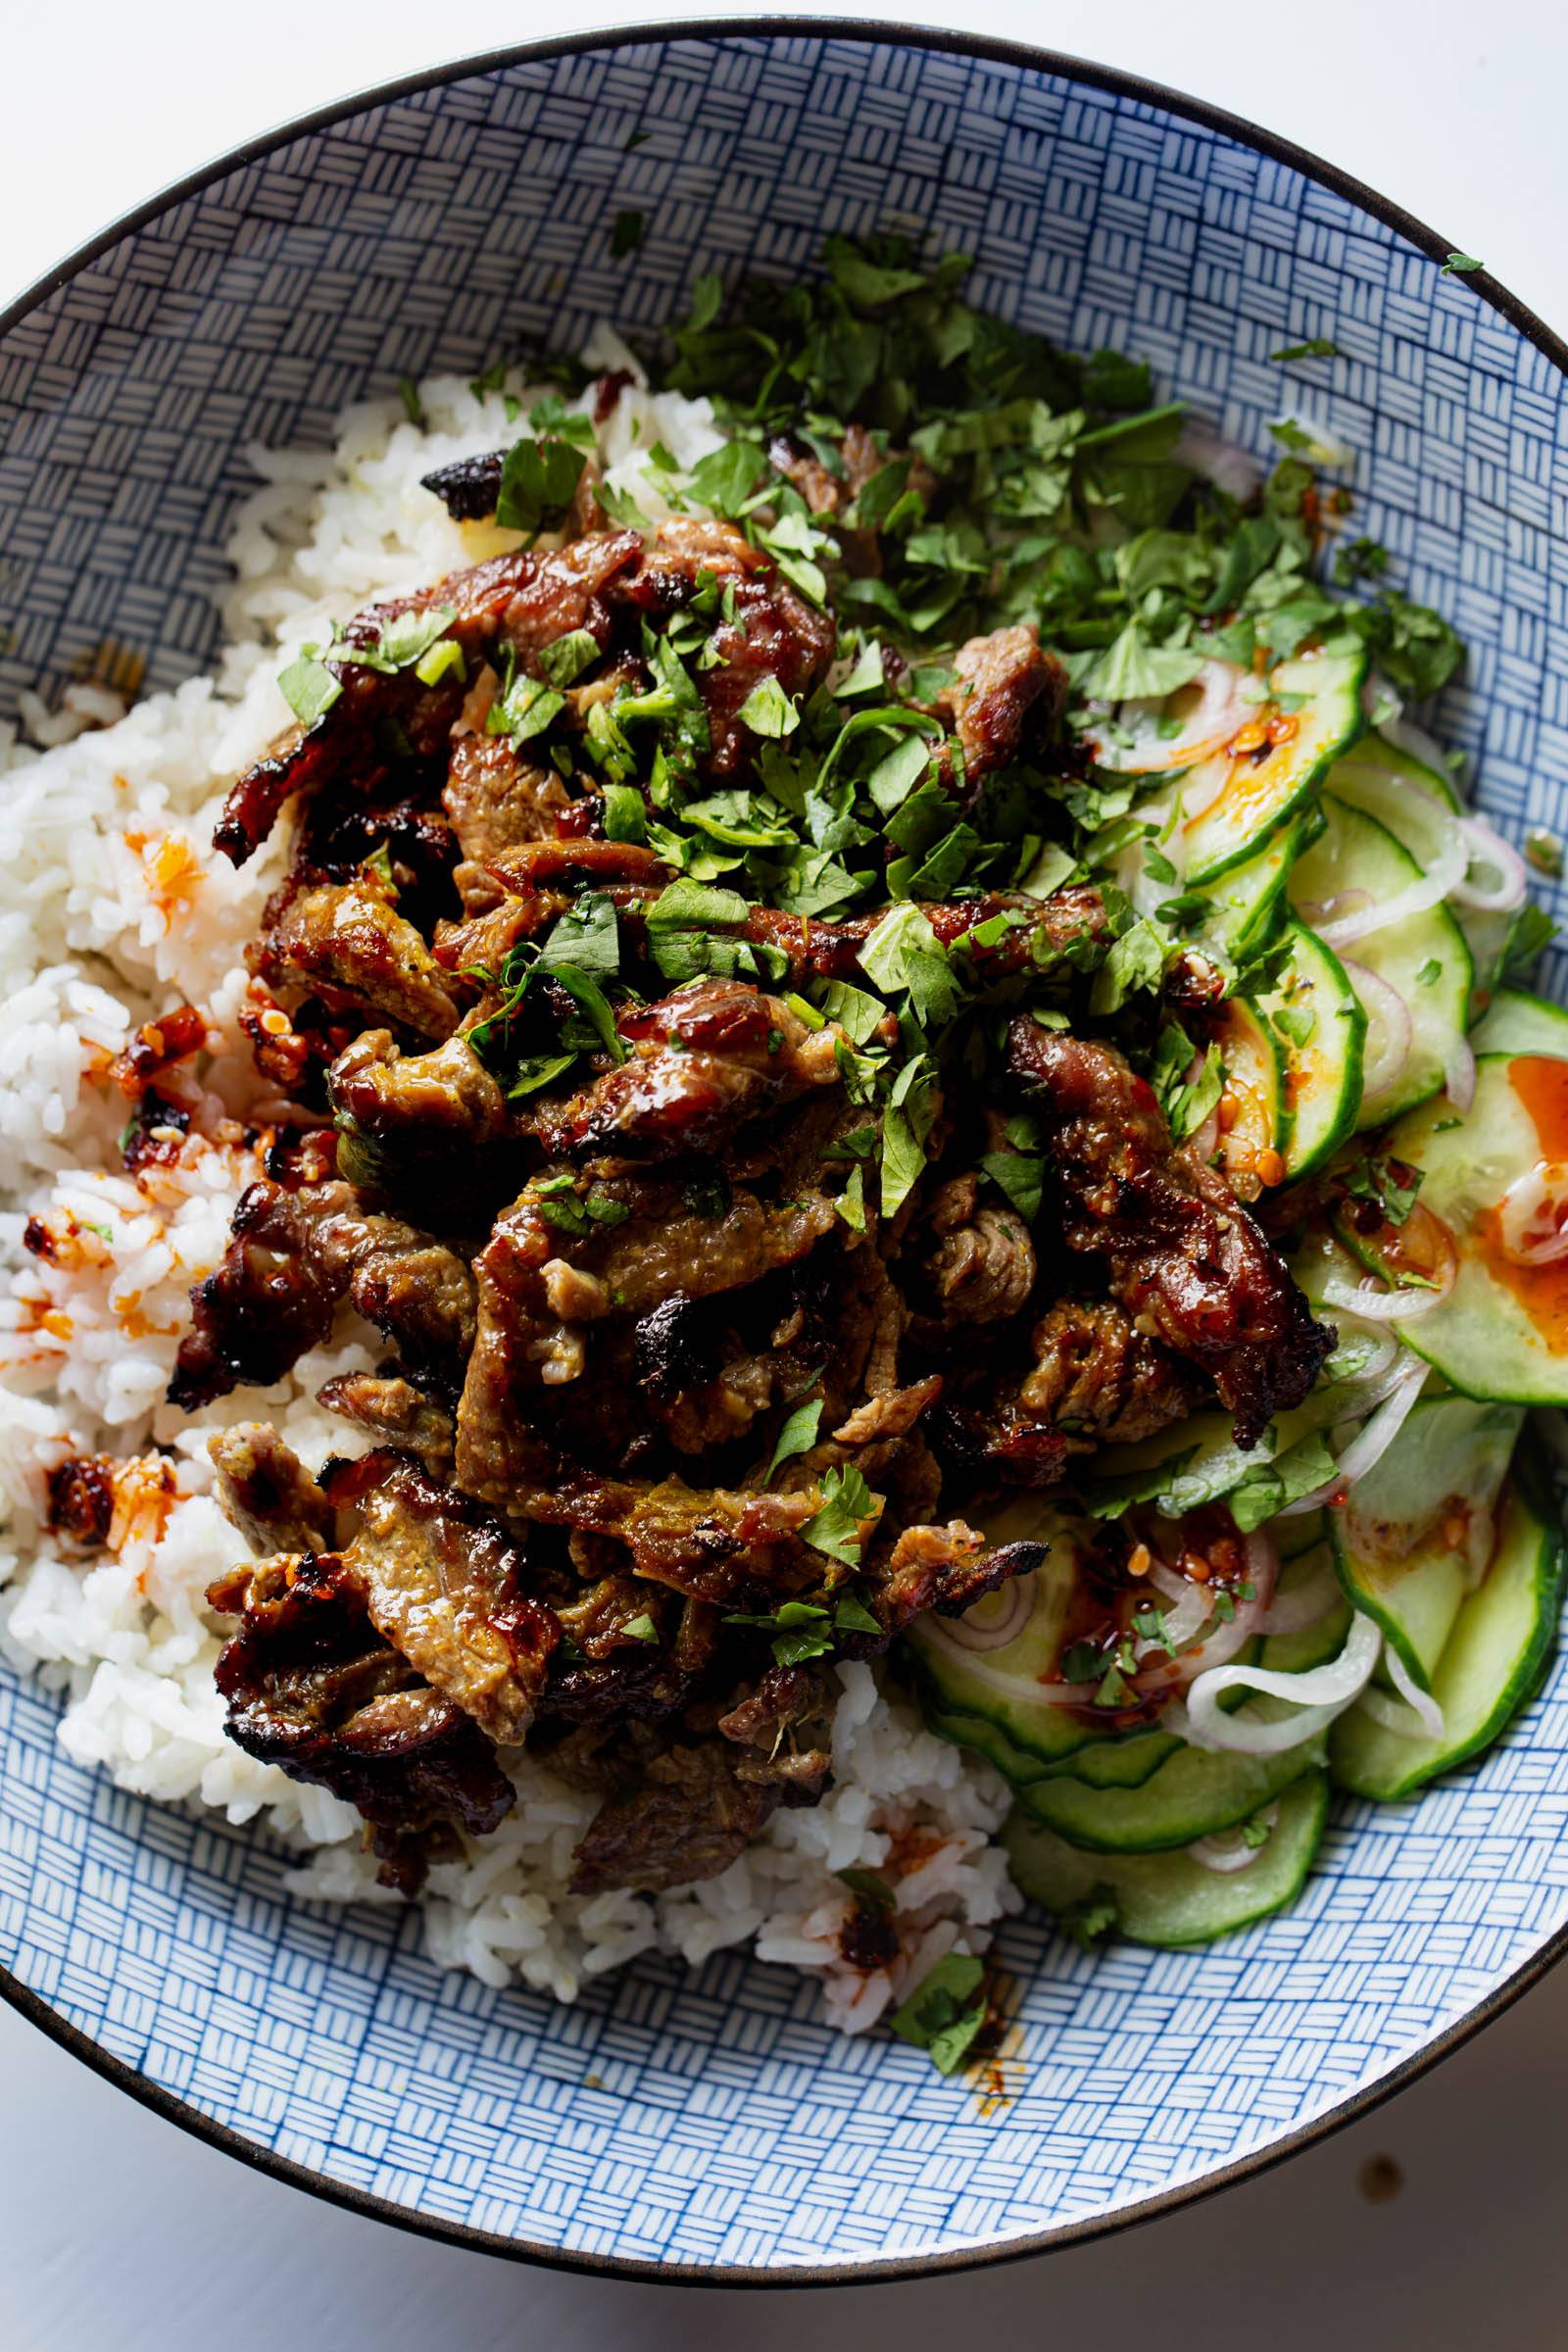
left=4, top=20, right=1568, bottom=2282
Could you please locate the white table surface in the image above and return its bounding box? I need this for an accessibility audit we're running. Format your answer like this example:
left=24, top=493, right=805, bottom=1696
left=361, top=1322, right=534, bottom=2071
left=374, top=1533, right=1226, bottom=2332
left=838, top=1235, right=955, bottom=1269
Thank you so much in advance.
left=5, top=2, right=1567, bottom=2343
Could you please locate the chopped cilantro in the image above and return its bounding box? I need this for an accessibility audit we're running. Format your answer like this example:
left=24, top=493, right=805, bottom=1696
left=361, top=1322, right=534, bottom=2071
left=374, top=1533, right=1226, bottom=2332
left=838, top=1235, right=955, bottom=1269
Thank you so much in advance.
left=398, top=374, right=425, bottom=426
left=1441, top=253, right=1484, bottom=276
left=1270, top=338, right=1343, bottom=362
left=1525, top=828, right=1564, bottom=877
left=496, top=436, right=587, bottom=536
left=887, top=1953, right=989, bottom=2076
left=276, top=648, right=341, bottom=724
left=622, top=1612, right=660, bottom=1644
left=802, top=1463, right=880, bottom=1566
left=611, top=209, right=645, bottom=258
left=837, top=1867, right=895, bottom=1910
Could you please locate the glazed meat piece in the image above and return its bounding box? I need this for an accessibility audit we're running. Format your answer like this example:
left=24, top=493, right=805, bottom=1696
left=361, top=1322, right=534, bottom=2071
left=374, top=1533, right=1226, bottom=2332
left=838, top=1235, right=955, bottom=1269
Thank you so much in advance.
left=215, top=533, right=642, bottom=865
left=522, top=981, right=847, bottom=1160
left=937, top=623, right=1066, bottom=793
left=453, top=1166, right=839, bottom=1506
left=717, top=1662, right=834, bottom=1795
left=442, top=729, right=569, bottom=864
left=295, top=791, right=461, bottom=937
left=923, top=1197, right=1037, bottom=1325
left=209, top=1424, right=334, bottom=1552
left=46, top=1454, right=117, bottom=1548
left=329, top=1030, right=511, bottom=1173
left=542, top=1584, right=720, bottom=1732
left=568, top=1731, right=787, bottom=1895
left=612, top=517, right=838, bottom=775
left=209, top=1549, right=515, bottom=1894
left=316, top=1372, right=456, bottom=1466
left=169, top=1179, right=476, bottom=1411
left=328, top=1452, right=559, bottom=1742
left=1020, top=1300, right=1199, bottom=1446
left=864, top=1526, right=1051, bottom=1642
left=1005, top=1021, right=1333, bottom=1446
left=250, top=876, right=461, bottom=1042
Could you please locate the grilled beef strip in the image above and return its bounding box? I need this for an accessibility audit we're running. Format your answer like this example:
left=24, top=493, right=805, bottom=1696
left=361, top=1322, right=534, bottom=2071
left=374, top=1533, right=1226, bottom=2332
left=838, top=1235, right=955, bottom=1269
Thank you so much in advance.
left=1005, top=1020, right=1333, bottom=1446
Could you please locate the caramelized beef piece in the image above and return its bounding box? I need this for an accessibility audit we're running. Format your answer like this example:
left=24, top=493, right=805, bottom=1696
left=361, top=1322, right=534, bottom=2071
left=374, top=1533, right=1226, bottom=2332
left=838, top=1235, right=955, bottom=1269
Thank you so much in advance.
left=1005, top=1022, right=1332, bottom=1446
left=1020, top=1301, right=1199, bottom=1446
left=453, top=1167, right=839, bottom=1506
left=443, top=730, right=569, bottom=864
left=296, top=791, right=461, bottom=939
left=865, top=1527, right=1050, bottom=1642
left=568, top=1733, right=783, bottom=1895
left=331, top=1453, right=559, bottom=1743
left=209, top=1549, right=514, bottom=1892
left=717, top=1662, right=833, bottom=1795
left=523, top=980, right=845, bottom=1159
left=937, top=623, right=1065, bottom=793
left=612, top=517, right=837, bottom=775
left=215, top=535, right=642, bottom=865
left=923, top=1202, right=1037, bottom=1326
left=250, top=877, right=461, bottom=1043
left=107, top=1004, right=209, bottom=1098
left=47, top=1454, right=116, bottom=1547
left=329, top=1030, right=510, bottom=1179
left=209, top=1424, right=334, bottom=1552
left=542, top=1586, right=719, bottom=1731
left=317, top=1373, right=456, bottom=1466
left=169, top=1180, right=475, bottom=1411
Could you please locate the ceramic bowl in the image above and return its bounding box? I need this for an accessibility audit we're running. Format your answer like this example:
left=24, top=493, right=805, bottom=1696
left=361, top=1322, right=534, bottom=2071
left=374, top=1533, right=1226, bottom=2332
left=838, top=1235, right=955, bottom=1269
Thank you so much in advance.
left=4, top=19, right=1568, bottom=2282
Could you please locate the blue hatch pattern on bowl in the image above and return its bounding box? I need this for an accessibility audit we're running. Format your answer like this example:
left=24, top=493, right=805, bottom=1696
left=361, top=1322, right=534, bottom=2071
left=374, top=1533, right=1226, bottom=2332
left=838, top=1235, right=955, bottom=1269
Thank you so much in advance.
left=3, top=28, right=1568, bottom=2278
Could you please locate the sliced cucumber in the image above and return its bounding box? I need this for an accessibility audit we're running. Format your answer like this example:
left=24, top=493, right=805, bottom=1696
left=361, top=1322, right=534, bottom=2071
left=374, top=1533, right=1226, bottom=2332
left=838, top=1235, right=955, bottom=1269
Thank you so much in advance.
left=1193, top=815, right=1314, bottom=962
left=1014, top=1707, right=1326, bottom=1851
left=1004, top=1770, right=1331, bottom=1947
left=1254, top=921, right=1365, bottom=1177
left=1376, top=1054, right=1568, bottom=1406
left=1208, top=994, right=1285, bottom=1183
left=916, top=1674, right=1182, bottom=1791
left=1331, top=727, right=1460, bottom=815
left=1469, top=987, right=1568, bottom=1061
left=1176, top=645, right=1367, bottom=884
left=1329, top=1395, right=1522, bottom=1690
left=1329, top=1459, right=1566, bottom=1799
left=1329, top=732, right=1514, bottom=997
left=1289, top=796, right=1472, bottom=1126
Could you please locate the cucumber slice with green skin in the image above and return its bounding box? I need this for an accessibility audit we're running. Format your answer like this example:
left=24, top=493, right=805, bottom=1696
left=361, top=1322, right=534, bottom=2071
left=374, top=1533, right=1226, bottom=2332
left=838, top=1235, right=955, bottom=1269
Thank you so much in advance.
left=1288, top=796, right=1472, bottom=1126
left=1469, top=987, right=1568, bottom=1061
left=1014, top=1707, right=1326, bottom=1852
left=1004, top=1770, right=1331, bottom=1947
left=1192, top=815, right=1314, bottom=962
left=1176, top=645, right=1368, bottom=885
left=1207, top=994, right=1285, bottom=1182
left=1329, top=1459, right=1566, bottom=1799
left=1254, top=921, right=1365, bottom=1177
left=1329, top=732, right=1514, bottom=998
left=915, top=1677, right=1181, bottom=1791
left=1372, top=1054, right=1568, bottom=1406
left=1329, top=1395, right=1522, bottom=1690
left=1333, top=728, right=1458, bottom=803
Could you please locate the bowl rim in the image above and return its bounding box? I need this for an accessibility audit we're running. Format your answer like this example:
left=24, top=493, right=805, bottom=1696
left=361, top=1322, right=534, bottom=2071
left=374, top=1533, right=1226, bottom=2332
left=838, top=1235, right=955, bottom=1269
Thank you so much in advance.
left=4, top=10, right=1567, bottom=2290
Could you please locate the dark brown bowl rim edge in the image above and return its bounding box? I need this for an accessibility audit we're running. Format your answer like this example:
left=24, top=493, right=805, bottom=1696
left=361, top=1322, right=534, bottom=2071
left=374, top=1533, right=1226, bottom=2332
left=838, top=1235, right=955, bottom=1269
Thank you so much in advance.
left=3, top=10, right=1565, bottom=2291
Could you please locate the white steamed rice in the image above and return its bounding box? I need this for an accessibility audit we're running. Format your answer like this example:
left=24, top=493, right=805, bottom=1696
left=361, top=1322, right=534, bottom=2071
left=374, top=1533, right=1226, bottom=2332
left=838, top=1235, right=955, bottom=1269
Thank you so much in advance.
left=0, top=345, right=1018, bottom=2026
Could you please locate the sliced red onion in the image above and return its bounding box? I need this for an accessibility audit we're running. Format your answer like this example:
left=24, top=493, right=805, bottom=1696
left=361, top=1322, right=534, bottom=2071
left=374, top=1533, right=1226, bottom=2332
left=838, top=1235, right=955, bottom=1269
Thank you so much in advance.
left=1452, top=815, right=1528, bottom=913
left=1354, top=1645, right=1446, bottom=1741
left=1320, top=1257, right=1455, bottom=1322
left=1144, top=1563, right=1213, bottom=1652
left=1444, top=1034, right=1477, bottom=1113
left=1316, top=837, right=1467, bottom=948
left=1496, top=1161, right=1568, bottom=1265
left=939, top=1572, right=1038, bottom=1653
left=1340, top=956, right=1413, bottom=1109
left=1174, top=416, right=1263, bottom=502
left=1089, top=659, right=1251, bottom=777
left=1188, top=1802, right=1280, bottom=1874
left=1257, top=1544, right=1341, bottom=1633
left=1273, top=1352, right=1429, bottom=1519
left=1380, top=710, right=1461, bottom=787
left=1170, top=1609, right=1383, bottom=1754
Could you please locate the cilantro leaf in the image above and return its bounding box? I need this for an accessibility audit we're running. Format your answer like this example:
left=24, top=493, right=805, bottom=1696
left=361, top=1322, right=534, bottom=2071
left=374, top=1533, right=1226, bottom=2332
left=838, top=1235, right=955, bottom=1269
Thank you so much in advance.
left=802, top=1464, right=880, bottom=1566
left=767, top=1396, right=823, bottom=1480
left=496, top=436, right=587, bottom=535
left=277, top=649, right=341, bottom=724
left=887, top=1953, right=988, bottom=2076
